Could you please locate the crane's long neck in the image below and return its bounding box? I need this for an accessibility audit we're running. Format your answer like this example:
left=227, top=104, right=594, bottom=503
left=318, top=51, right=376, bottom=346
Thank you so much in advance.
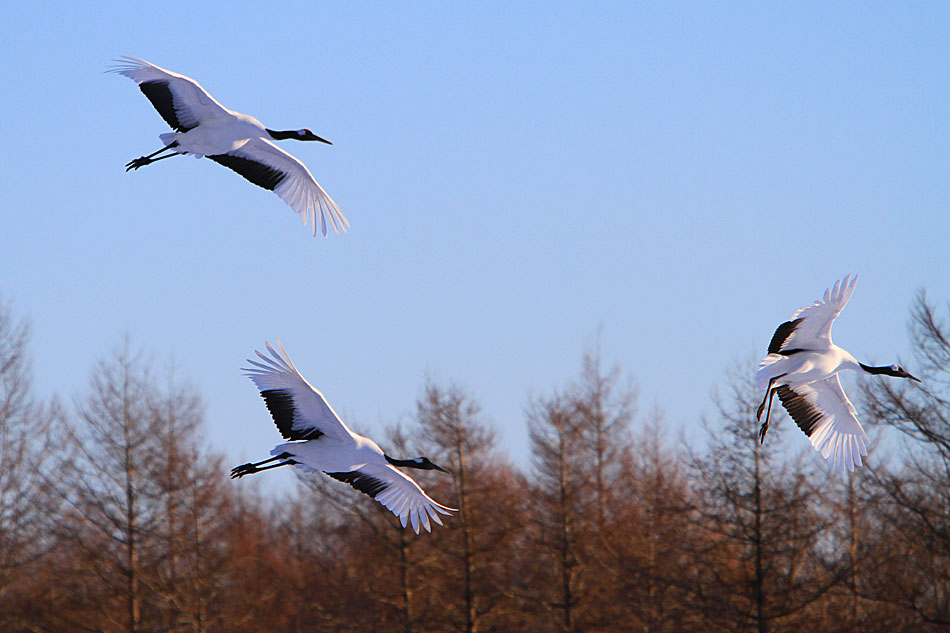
left=859, top=363, right=893, bottom=375
left=265, top=129, right=299, bottom=140
left=385, top=455, right=425, bottom=470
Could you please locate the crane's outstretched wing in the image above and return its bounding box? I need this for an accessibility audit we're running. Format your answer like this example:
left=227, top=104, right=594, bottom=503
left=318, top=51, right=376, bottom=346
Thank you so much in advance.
left=109, top=56, right=232, bottom=132
left=776, top=375, right=869, bottom=473
left=208, top=138, right=348, bottom=237
left=242, top=341, right=351, bottom=441
left=768, top=275, right=858, bottom=354
left=325, top=463, right=457, bottom=534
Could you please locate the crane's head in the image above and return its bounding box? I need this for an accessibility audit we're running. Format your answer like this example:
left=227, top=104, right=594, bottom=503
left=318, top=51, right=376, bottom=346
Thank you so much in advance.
left=888, top=364, right=922, bottom=382
left=411, top=457, right=449, bottom=472
left=266, top=128, right=333, bottom=144
left=298, top=128, right=332, bottom=144
left=863, top=362, right=922, bottom=382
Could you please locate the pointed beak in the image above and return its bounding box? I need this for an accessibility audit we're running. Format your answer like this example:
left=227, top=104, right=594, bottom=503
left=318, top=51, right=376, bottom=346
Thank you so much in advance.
left=310, top=133, right=332, bottom=145
left=908, top=372, right=922, bottom=383
left=433, top=463, right=450, bottom=473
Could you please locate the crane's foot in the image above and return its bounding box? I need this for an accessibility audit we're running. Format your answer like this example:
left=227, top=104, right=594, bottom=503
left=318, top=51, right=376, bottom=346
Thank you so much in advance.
left=125, top=157, right=151, bottom=171
left=230, top=463, right=257, bottom=479
left=758, top=422, right=769, bottom=444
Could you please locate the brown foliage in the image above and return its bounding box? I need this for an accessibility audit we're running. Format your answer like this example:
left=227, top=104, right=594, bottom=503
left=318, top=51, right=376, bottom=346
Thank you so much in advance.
left=2, top=301, right=950, bottom=632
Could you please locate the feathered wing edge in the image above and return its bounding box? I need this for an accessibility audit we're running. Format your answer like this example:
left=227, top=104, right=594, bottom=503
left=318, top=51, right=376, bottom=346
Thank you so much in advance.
left=241, top=340, right=350, bottom=440
left=791, top=274, right=858, bottom=320
left=108, top=56, right=229, bottom=131
left=297, top=459, right=457, bottom=534
left=786, top=274, right=859, bottom=344
left=242, top=340, right=298, bottom=388
left=243, top=139, right=349, bottom=238
left=275, top=158, right=349, bottom=237
left=371, top=464, right=457, bottom=534
left=782, top=378, right=870, bottom=473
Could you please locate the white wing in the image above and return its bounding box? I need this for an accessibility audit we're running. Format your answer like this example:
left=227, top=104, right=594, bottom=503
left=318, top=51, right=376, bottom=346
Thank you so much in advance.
left=212, top=138, right=348, bottom=237
left=331, top=462, right=456, bottom=534
left=777, top=376, right=869, bottom=473
left=242, top=340, right=352, bottom=441
left=109, top=56, right=232, bottom=130
left=774, top=275, right=857, bottom=351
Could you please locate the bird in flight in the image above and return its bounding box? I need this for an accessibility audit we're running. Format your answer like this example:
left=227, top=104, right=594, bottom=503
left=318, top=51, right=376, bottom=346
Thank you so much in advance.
left=232, top=341, right=456, bottom=533
left=756, top=274, right=920, bottom=472
left=110, top=56, right=347, bottom=237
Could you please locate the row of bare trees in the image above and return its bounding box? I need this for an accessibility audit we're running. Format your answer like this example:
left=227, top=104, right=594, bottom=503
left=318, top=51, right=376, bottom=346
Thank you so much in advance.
left=1, top=291, right=948, bottom=633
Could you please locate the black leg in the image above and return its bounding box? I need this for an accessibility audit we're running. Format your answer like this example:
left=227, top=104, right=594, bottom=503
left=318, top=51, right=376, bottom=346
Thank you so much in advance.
left=756, top=374, right=785, bottom=444
left=759, top=391, right=775, bottom=443
left=756, top=375, right=784, bottom=420
left=125, top=142, right=180, bottom=171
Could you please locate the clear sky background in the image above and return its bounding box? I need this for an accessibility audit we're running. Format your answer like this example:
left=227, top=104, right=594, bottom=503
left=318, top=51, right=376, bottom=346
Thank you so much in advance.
left=2, top=2, right=948, bottom=485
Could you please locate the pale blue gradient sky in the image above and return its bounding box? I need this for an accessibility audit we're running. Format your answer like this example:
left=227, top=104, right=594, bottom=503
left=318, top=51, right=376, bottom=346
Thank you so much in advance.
left=2, top=2, right=948, bottom=482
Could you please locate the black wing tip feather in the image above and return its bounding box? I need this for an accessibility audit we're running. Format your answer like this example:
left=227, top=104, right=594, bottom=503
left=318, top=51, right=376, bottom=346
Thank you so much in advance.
left=207, top=154, right=288, bottom=191
left=138, top=80, right=193, bottom=133
left=768, top=318, right=804, bottom=355
left=260, top=389, right=324, bottom=441
left=775, top=385, right=824, bottom=437
left=324, top=471, right=389, bottom=498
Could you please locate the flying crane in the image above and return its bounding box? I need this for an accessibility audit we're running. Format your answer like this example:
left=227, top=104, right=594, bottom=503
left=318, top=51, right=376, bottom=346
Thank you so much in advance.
left=756, top=274, right=920, bottom=472
left=111, top=56, right=347, bottom=237
left=231, top=341, right=456, bottom=533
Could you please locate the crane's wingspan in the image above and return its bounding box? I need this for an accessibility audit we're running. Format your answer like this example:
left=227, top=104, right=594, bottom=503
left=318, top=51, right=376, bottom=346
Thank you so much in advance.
left=242, top=341, right=351, bottom=441
left=325, top=463, right=456, bottom=534
left=770, top=275, right=857, bottom=352
left=776, top=376, right=869, bottom=473
left=109, top=56, right=231, bottom=132
left=208, top=138, right=348, bottom=237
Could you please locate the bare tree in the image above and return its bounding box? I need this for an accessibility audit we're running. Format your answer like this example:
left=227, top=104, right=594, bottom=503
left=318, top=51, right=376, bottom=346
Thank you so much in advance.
left=0, top=296, right=58, bottom=626
left=291, top=423, right=442, bottom=633
left=414, top=380, right=528, bottom=633
left=607, top=410, right=696, bottom=632
left=684, top=362, right=838, bottom=633
left=572, top=347, right=636, bottom=529
left=144, top=365, right=234, bottom=633
left=527, top=387, right=592, bottom=633
left=856, top=291, right=950, bottom=629
left=44, top=338, right=229, bottom=633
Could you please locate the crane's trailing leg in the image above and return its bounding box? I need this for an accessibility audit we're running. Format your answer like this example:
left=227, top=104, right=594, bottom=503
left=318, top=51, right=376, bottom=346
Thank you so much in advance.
left=756, top=374, right=785, bottom=443
left=230, top=452, right=297, bottom=479
left=125, top=141, right=180, bottom=171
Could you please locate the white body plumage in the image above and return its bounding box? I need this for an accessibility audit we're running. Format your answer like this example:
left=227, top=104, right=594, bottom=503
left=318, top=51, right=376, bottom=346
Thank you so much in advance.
left=269, top=433, right=386, bottom=475
left=757, top=347, right=861, bottom=393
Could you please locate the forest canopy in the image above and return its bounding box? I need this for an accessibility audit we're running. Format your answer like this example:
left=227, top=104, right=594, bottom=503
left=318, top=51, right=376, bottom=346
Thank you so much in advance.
left=0, top=292, right=948, bottom=633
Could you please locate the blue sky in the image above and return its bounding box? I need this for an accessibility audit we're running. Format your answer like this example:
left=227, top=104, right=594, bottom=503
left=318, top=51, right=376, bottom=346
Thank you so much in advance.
left=2, top=2, right=948, bottom=482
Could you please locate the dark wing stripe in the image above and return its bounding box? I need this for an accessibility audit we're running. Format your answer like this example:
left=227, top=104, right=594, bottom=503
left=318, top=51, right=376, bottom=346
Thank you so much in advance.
left=139, top=81, right=193, bottom=132
left=259, top=389, right=324, bottom=441
left=324, top=471, right=390, bottom=498
left=776, top=385, right=824, bottom=437
left=206, top=154, right=288, bottom=191
left=768, top=318, right=803, bottom=355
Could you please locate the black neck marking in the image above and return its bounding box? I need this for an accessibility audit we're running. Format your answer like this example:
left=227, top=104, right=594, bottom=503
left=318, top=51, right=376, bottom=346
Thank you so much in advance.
left=859, top=363, right=892, bottom=376
left=266, top=129, right=299, bottom=140
left=385, top=455, right=426, bottom=469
